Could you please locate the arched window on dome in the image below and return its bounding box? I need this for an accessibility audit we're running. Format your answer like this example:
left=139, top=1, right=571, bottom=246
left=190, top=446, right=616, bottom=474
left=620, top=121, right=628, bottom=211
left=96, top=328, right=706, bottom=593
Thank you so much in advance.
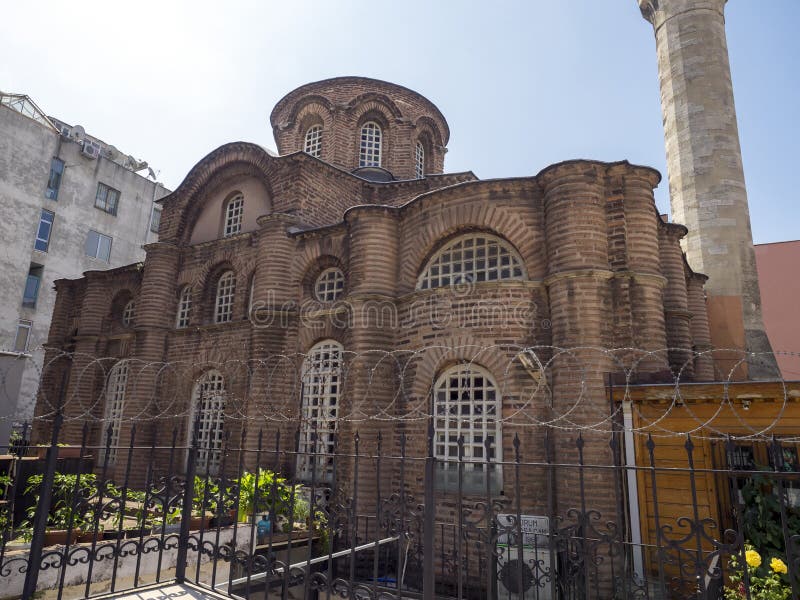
left=304, top=125, right=323, bottom=158
left=102, top=360, right=129, bottom=464
left=434, top=363, right=502, bottom=493
left=359, top=121, right=382, bottom=167
left=189, top=370, right=226, bottom=475
left=176, top=285, right=192, bottom=328
left=223, top=194, right=244, bottom=237
left=414, top=141, right=425, bottom=179
left=417, top=233, right=526, bottom=290
left=297, top=340, right=343, bottom=482
left=214, top=271, right=236, bottom=324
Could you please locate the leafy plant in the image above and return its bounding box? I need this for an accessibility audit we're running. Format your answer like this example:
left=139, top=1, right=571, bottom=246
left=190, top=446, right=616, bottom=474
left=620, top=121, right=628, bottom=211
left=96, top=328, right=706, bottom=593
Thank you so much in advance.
left=725, top=543, right=792, bottom=600
left=740, top=473, right=800, bottom=559
left=236, top=469, right=301, bottom=524
left=22, top=472, right=98, bottom=534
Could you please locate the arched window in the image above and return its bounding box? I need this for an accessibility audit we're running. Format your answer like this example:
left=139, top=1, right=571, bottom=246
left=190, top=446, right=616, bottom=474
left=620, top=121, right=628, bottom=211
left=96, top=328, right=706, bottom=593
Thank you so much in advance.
left=417, top=233, right=526, bottom=290
left=223, top=194, right=244, bottom=237
left=103, top=361, right=129, bottom=464
left=215, top=271, right=236, bottom=323
left=122, top=300, right=135, bottom=327
left=359, top=121, right=382, bottom=167
left=176, top=286, right=192, bottom=328
left=314, top=268, right=345, bottom=302
left=415, top=141, right=425, bottom=179
left=298, top=340, right=343, bottom=482
left=434, top=364, right=502, bottom=493
left=190, top=370, right=226, bottom=475
left=304, top=125, right=323, bottom=158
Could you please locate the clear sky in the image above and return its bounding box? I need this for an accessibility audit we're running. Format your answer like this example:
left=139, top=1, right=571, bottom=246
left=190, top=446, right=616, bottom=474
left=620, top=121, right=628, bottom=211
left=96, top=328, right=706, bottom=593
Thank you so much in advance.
left=1, top=1, right=797, bottom=244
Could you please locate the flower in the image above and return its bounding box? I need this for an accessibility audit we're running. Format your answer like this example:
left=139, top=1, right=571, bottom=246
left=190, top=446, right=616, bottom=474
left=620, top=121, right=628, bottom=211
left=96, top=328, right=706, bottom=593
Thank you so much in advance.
left=770, top=557, right=788, bottom=574
left=745, top=549, right=762, bottom=568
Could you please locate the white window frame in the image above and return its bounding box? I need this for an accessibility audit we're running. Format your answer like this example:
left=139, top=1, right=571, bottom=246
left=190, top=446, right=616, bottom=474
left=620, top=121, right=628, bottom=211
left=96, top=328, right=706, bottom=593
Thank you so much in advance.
left=103, top=361, right=128, bottom=464
left=176, top=286, right=192, bottom=328
left=14, top=320, right=32, bottom=353
left=35, top=209, right=54, bottom=253
left=189, top=370, right=226, bottom=475
left=214, top=271, right=236, bottom=323
left=417, top=233, right=526, bottom=290
left=359, top=121, right=382, bottom=167
left=433, top=364, right=502, bottom=493
left=415, top=141, right=425, bottom=178
left=314, top=268, right=345, bottom=303
left=223, top=194, right=244, bottom=237
left=304, top=125, right=323, bottom=158
left=86, top=230, right=113, bottom=262
left=149, top=205, right=162, bottom=234
left=122, top=300, right=135, bottom=327
left=297, top=340, right=343, bottom=483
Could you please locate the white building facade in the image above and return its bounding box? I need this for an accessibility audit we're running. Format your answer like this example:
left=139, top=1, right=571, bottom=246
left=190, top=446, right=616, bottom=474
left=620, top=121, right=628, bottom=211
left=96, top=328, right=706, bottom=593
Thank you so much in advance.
left=0, top=93, right=169, bottom=443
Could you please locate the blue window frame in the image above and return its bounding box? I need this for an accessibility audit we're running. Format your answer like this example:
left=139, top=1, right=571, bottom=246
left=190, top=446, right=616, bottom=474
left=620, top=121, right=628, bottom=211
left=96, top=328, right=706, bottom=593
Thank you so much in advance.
left=46, top=158, right=64, bottom=200
left=23, top=267, right=42, bottom=308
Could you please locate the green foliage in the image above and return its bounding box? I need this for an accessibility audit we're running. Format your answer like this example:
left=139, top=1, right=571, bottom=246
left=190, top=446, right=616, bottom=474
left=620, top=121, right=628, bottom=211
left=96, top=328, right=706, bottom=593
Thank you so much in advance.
left=236, top=469, right=303, bottom=524
left=23, top=472, right=98, bottom=533
left=724, top=543, right=792, bottom=600
left=740, top=474, right=800, bottom=559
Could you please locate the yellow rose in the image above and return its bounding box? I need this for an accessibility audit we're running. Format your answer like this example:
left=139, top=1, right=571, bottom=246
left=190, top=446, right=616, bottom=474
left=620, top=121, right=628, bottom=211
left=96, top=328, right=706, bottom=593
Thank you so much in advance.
left=745, top=549, right=762, bottom=568
left=770, top=557, right=788, bottom=574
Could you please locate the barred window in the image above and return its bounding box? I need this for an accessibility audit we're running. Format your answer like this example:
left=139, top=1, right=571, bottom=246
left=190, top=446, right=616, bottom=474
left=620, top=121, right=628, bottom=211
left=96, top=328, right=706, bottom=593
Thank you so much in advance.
left=191, top=370, right=226, bottom=475
left=176, top=286, right=192, bottom=328
left=434, top=364, right=502, bottom=493
left=215, top=271, right=236, bottom=323
left=122, top=300, right=135, bottom=327
left=103, top=361, right=129, bottom=464
left=224, top=194, right=244, bottom=237
left=314, top=268, right=344, bottom=303
left=417, top=234, right=525, bottom=290
left=359, top=121, right=382, bottom=167
left=415, top=141, right=425, bottom=178
left=95, top=182, right=120, bottom=216
left=304, top=125, right=323, bottom=158
left=297, top=340, right=343, bottom=482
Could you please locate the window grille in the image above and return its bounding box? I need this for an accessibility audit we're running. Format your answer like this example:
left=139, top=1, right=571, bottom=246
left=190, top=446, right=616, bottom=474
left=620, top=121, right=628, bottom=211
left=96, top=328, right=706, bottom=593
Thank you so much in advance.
left=103, top=362, right=128, bottom=463
left=297, top=340, right=343, bottom=482
left=314, top=268, right=345, bottom=302
left=176, top=286, right=192, bottom=328
left=304, top=125, right=323, bottom=158
left=224, top=194, right=244, bottom=237
left=359, top=121, right=382, bottom=167
left=122, top=300, right=135, bottom=327
left=95, top=182, right=120, bottom=216
left=46, top=158, right=64, bottom=200
left=433, top=364, right=502, bottom=493
left=191, top=371, right=226, bottom=475
left=215, top=271, right=236, bottom=323
left=415, top=141, right=425, bottom=178
left=417, top=233, right=525, bottom=290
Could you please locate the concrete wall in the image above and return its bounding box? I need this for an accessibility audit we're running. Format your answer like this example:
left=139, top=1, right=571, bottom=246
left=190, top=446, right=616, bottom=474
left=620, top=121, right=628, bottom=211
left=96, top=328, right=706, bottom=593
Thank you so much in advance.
left=0, top=103, right=169, bottom=443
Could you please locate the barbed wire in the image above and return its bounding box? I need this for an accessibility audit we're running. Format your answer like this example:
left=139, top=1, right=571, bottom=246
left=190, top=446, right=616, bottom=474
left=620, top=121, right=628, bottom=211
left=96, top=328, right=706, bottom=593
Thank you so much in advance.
left=5, top=344, right=800, bottom=441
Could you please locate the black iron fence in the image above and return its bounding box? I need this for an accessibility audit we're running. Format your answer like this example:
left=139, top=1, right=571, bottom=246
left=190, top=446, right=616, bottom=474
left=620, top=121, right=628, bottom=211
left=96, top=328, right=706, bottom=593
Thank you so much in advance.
left=1, top=414, right=799, bottom=599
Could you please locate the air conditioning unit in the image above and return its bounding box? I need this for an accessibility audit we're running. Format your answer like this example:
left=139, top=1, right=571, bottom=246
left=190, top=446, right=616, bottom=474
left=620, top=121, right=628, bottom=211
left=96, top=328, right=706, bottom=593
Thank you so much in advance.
left=496, top=514, right=554, bottom=600
left=81, top=140, right=101, bottom=159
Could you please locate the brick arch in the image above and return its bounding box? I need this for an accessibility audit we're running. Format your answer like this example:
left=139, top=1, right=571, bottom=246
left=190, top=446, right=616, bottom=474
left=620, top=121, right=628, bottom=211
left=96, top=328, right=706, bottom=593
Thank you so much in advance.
left=283, top=94, right=334, bottom=129
left=414, top=115, right=445, bottom=148
left=196, top=258, right=239, bottom=324
left=294, top=101, right=334, bottom=156
left=397, top=187, right=546, bottom=291
left=161, top=143, right=275, bottom=244
left=347, top=92, right=404, bottom=120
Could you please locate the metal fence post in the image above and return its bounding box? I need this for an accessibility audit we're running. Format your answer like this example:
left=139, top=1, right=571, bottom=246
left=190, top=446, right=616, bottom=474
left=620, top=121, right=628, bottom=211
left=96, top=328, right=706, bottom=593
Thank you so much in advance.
left=21, top=411, right=63, bottom=600
left=175, top=412, right=199, bottom=583
left=423, top=416, right=436, bottom=600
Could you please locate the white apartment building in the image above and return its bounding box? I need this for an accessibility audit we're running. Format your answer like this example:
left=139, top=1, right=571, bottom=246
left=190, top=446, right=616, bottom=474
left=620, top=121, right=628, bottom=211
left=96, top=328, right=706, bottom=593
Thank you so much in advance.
left=0, top=93, right=170, bottom=444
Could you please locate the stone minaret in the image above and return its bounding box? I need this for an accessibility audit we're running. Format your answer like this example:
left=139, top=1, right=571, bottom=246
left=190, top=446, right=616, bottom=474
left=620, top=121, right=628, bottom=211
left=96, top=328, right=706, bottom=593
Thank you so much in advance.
left=638, top=0, right=776, bottom=377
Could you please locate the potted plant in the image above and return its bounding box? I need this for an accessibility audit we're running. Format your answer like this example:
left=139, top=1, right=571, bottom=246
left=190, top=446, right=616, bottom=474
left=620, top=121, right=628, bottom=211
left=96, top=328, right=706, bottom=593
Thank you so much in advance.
left=22, top=472, right=98, bottom=545
left=190, top=476, right=217, bottom=530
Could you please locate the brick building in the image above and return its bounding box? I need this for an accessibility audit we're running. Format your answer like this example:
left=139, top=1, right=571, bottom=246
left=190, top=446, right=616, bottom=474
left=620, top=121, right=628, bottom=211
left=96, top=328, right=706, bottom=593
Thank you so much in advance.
left=33, top=77, right=713, bottom=540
